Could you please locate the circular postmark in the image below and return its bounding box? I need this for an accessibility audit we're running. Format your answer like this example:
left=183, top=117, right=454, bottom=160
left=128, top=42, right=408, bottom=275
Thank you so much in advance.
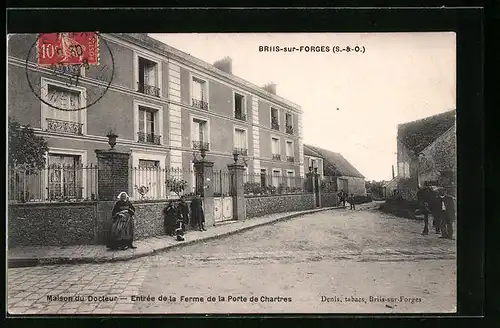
left=25, top=32, right=115, bottom=111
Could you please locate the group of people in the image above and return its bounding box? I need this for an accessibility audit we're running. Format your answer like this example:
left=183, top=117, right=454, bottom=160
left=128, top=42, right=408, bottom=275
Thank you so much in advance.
left=417, top=186, right=456, bottom=240
left=106, top=192, right=206, bottom=250
left=337, top=190, right=357, bottom=210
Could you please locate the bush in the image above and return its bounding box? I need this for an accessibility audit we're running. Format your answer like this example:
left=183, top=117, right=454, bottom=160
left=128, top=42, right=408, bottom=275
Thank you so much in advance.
left=379, top=196, right=419, bottom=220
left=244, top=182, right=263, bottom=195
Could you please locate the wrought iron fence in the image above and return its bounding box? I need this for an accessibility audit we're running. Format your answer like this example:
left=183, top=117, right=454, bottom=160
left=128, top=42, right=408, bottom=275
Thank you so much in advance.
left=8, top=164, right=98, bottom=203
left=286, top=125, right=294, bottom=135
left=46, top=118, right=83, bottom=135
left=272, top=154, right=281, bottom=161
left=235, top=111, right=247, bottom=121
left=137, top=132, right=161, bottom=145
left=137, top=83, right=160, bottom=97
left=243, top=172, right=311, bottom=196
left=213, top=169, right=233, bottom=197
left=192, top=141, right=210, bottom=151
left=130, top=166, right=198, bottom=200
left=233, top=148, right=248, bottom=156
left=192, top=98, right=208, bottom=110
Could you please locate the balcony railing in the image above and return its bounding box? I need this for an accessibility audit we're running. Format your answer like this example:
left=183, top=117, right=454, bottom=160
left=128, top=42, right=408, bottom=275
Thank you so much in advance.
left=233, top=148, right=248, bottom=156
left=138, top=83, right=160, bottom=97
left=271, top=120, right=280, bottom=131
left=286, top=125, right=294, bottom=134
left=286, top=156, right=295, bottom=163
left=192, top=98, right=208, bottom=110
left=272, top=154, right=281, bottom=161
left=46, top=118, right=83, bottom=135
left=193, top=140, right=210, bottom=151
left=137, top=132, right=161, bottom=145
left=235, top=111, right=247, bottom=121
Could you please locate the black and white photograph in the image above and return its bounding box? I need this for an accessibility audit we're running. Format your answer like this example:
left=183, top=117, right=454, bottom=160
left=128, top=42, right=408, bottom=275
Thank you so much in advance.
left=7, top=29, right=458, bottom=314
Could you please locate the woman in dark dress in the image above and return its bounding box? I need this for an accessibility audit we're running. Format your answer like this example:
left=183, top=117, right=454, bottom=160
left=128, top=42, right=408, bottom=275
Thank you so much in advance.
left=107, top=192, right=136, bottom=250
left=163, top=201, right=178, bottom=236
left=190, top=195, right=206, bottom=231
left=178, top=196, right=190, bottom=232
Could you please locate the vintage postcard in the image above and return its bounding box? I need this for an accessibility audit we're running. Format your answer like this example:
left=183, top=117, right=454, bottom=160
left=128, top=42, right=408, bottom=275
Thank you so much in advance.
left=7, top=31, right=457, bottom=314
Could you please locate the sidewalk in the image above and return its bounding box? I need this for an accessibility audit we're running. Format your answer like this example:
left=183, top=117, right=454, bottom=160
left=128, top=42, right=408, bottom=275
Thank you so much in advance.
left=8, top=206, right=340, bottom=268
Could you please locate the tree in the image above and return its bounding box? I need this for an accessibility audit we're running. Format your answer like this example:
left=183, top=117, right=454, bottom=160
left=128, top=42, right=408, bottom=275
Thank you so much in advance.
left=166, top=177, right=188, bottom=197
left=8, top=117, right=48, bottom=169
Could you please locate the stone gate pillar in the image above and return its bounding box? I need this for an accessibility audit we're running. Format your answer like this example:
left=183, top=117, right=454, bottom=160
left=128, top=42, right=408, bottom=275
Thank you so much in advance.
left=194, top=159, right=215, bottom=228
left=227, top=163, right=246, bottom=220
left=95, top=149, right=131, bottom=200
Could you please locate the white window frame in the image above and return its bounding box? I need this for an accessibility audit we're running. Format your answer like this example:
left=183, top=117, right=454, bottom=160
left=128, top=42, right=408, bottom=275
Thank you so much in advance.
left=271, top=135, right=281, bottom=159
left=133, top=51, right=163, bottom=97
left=133, top=100, right=164, bottom=145
left=286, top=169, right=296, bottom=188
left=43, top=148, right=88, bottom=201
left=189, top=72, right=210, bottom=110
left=285, top=139, right=294, bottom=158
left=130, top=151, right=167, bottom=200
left=232, top=90, right=247, bottom=120
left=233, top=126, right=249, bottom=153
left=40, top=77, right=88, bottom=135
left=189, top=114, right=211, bottom=150
left=285, top=112, right=293, bottom=128
left=272, top=168, right=282, bottom=188
left=270, top=106, right=281, bottom=129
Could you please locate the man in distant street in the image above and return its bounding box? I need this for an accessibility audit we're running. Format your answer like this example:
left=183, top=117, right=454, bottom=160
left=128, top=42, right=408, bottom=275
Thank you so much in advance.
left=349, top=193, right=356, bottom=210
left=436, top=188, right=456, bottom=240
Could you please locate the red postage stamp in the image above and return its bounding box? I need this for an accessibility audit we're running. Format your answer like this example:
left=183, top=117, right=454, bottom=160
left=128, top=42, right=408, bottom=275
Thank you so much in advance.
left=37, top=32, right=99, bottom=66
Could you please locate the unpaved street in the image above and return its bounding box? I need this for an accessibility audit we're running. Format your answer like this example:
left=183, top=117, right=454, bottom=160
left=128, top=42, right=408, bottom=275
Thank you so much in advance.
left=8, top=204, right=456, bottom=314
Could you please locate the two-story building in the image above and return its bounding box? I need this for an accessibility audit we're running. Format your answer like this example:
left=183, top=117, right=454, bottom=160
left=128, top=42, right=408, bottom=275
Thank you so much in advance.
left=8, top=33, right=304, bottom=201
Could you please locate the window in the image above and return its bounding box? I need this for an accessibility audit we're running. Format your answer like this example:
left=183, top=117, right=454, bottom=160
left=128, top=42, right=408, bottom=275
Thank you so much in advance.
left=234, top=128, right=248, bottom=156
left=192, top=118, right=209, bottom=150
left=138, top=56, right=160, bottom=97
left=272, top=137, right=281, bottom=160
left=234, top=92, right=246, bottom=121
left=44, top=84, right=85, bottom=135
left=131, top=152, right=166, bottom=200
left=398, top=162, right=410, bottom=178
left=260, top=168, right=267, bottom=188
left=272, top=169, right=281, bottom=187
left=137, top=106, right=161, bottom=144
left=192, top=76, right=208, bottom=110
left=286, top=141, right=294, bottom=162
left=47, top=154, right=82, bottom=200
left=271, top=107, right=279, bottom=130
left=243, top=167, right=249, bottom=184
left=286, top=170, right=295, bottom=188
left=285, top=113, right=294, bottom=134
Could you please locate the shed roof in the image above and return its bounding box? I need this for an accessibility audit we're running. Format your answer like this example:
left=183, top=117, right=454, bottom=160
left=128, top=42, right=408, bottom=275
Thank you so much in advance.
left=304, top=144, right=365, bottom=178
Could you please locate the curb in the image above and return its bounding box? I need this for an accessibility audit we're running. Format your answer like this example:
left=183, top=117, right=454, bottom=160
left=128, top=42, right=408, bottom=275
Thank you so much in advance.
left=8, top=207, right=337, bottom=268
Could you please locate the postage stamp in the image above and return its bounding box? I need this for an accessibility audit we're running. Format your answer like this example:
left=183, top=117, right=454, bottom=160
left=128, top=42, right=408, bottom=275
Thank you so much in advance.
left=24, top=32, right=114, bottom=111
left=37, top=32, right=99, bottom=66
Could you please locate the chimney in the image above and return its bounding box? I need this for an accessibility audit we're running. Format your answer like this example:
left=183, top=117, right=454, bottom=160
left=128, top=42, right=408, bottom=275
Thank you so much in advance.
left=263, top=82, right=277, bottom=95
left=213, top=56, right=232, bottom=74
left=392, top=165, right=395, bottom=179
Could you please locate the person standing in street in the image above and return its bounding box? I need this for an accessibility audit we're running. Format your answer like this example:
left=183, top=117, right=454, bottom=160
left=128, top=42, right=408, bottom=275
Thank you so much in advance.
left=163, top=201, right=178, bottom=236
left=107, top=192, right=136, bottom=250
left=178, top=195, right=190, bottom=232
left=349, top=193, right=356, bottom=210
left=190, top=194, right=206, bottom=231
left=437, top=188, right=456, bottom=240
left=417, top=186, right=432, bottom=235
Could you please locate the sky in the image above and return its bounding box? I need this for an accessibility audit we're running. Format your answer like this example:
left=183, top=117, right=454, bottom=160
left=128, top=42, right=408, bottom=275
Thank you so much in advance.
left=150, top=33, right=456, bottom=181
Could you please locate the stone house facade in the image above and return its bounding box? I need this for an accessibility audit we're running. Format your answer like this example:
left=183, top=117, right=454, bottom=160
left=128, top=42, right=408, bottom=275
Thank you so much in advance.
left=303, top=144, right=366, bottom=196
left=396, top=109, right=456, bottom=199
left=8, top=33, right=304, bottom=200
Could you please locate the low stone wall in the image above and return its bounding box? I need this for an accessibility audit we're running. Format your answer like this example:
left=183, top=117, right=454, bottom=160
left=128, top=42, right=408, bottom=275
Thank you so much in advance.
left=321, top=193, right=338, bottom=207
left=245, top=193, right=315, bottom=219
left=133, top=200, right=169, bottom=240
left=8, top=202, right=98, bottom=247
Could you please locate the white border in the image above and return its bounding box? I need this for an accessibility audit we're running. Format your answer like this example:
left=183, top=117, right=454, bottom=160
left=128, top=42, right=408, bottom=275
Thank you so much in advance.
left=40, top=77, right=88, bottom=135
left=133, top=99, right=164, bottom=146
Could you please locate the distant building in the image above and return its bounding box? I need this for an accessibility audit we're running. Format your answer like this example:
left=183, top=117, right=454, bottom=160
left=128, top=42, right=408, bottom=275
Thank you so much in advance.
left=396, top=109, right=456, bottom=199
left=303, top=144, right=366, bottom=195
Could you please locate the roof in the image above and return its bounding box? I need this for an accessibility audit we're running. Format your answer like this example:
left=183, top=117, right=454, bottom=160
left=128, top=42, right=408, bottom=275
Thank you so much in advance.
left=398, top=109, right=456, bottom=155
left=303, top=144, right=365, bottom=178
left=110, top=33, right=302, bottom=112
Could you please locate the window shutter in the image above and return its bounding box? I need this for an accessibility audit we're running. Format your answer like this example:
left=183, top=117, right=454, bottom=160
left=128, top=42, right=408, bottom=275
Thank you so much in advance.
left=192, top=120, right=200, bottom=142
